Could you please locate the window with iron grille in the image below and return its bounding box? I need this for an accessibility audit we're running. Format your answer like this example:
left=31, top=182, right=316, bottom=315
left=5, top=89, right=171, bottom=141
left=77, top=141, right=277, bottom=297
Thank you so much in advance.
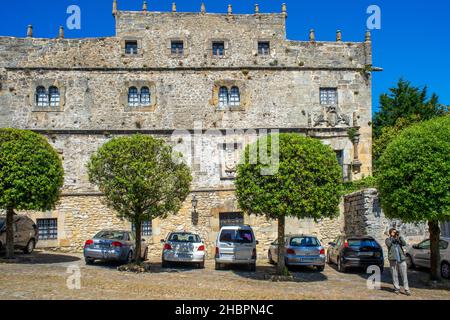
left=212, top=42, right=225, bottom=57
left=128, top=87, right=140, bottom=107
left=36, top=86, right=48, bottom=108
left=131, top=220, right=152, bottom=237
left=320, top=88, right=338, bottom=105
left=125, top=41, right=138, bottom=55
left=37, top=218, right=57, bottom=240
left=258, top=41, right=270, bottom=55
left=229, top=87, right=240, bottom=107
left=171, top=40, right=184, bottom=55
left=140, top=87, right=151, bottom=105
left=220, top=212, right=244, bottom=228
left=218, top=86, right=229, bottom=109
left=49, top=86, right=60, bottom=109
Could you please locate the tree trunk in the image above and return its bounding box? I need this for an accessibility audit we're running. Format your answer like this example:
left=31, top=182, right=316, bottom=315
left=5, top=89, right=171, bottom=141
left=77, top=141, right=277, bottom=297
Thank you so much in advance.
left=276, top=215, right=286, bottom=275
left=134, top=219, right=142, bottom=264
left=5, top=207, right=15, bottom=259
left=428, top=220, right=441, bottom=281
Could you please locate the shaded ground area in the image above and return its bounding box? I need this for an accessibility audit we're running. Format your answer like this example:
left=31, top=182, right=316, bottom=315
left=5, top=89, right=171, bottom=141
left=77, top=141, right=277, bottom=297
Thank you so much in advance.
left=0, top=250, right=449, bottom=300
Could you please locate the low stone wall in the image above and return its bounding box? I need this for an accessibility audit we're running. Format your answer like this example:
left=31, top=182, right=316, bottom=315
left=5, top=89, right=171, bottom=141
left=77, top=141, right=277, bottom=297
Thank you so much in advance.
left=344, top=188, right=428, bottom=257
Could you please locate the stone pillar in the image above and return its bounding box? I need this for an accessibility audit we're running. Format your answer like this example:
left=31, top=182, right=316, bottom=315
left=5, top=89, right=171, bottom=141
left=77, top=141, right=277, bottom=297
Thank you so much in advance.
left=172, top=2, right=177, bottom=12
left=281, top=3, right=287, bottom=17
left=58, top=26, right=64, bottom=39
left=309, top=29, right=316, bottom=42
left=336, top=30, right=342, bottom=42
left=254, top=4, right=260, bottom=15
left=365, top=30, right=371, bottom=42
left=142, top=1, right=147, bottom=13
left=201, top=3, right=206, bottom=14
left=228, top=4, right=232, bottom=15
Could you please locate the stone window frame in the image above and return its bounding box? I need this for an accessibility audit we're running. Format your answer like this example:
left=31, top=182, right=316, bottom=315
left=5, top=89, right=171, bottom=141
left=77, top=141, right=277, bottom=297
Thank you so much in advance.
left=212, top=80, right=248, bottom=111
left=121, top=37, right=144, bottom=57
left=121, top=81, right=157, bottom=112
left=208, top=38, right=230, bottom=59
left=167, top=37, right=190, bottom=58
left=30, top=80, right=66, bottom=112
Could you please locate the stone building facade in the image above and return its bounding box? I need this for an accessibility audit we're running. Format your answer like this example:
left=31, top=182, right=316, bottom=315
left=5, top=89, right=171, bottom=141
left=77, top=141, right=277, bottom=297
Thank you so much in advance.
left=0, top=3, right=376, bottom=258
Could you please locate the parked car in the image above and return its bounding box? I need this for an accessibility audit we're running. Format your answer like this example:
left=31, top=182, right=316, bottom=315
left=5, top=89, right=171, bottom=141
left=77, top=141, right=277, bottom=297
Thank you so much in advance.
left=406, top=237, right=450, bottom=279
left=327, top=236, right=384, bottom=273
left=268, top=235, right=326, bottom=271
left=83, top=229, right=148, bottom=265
left=0, top=215, right=38, bottom=254
left=161, top=232, right=206, bottom=269
left=215, top=225, right=258, bottom=271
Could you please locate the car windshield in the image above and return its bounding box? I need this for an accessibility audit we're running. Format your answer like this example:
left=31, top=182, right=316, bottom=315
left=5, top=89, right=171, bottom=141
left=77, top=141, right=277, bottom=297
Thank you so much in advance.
left=169, top=233, right=200, bottom=243
left=94, top=231, right=127, bottom=241
left=348, top=239, right=379, bottom=248
left=220, top=229, right=253, bottom=243
left=290, top=237, right=320, bottom=247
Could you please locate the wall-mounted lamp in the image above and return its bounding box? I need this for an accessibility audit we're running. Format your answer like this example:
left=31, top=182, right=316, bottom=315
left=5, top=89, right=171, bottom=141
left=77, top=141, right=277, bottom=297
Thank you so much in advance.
left=191, top=195, right=199, bottom=226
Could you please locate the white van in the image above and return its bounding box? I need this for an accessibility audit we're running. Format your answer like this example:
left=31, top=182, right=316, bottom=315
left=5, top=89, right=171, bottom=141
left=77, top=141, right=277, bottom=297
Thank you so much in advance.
left=215, top=225, right=258, bottom=271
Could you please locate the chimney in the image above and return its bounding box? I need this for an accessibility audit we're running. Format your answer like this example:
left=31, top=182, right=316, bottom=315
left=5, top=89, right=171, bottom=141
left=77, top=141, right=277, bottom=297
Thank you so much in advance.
left=201, top=3, right=206, bottom=14
left=112, top=0, right=118, bottom=16
left=142, top=1, right=147, bottom=13
left=365, top=30, right=372, bottom=42
left=172, top=2, right=177, bottom=13
left=254, top=4, right=260, bottom=15
left=58, top=26, right=65, bottom=39
left=27, top=25, right=33, bottom=38
left=281, top=3, right=287, bottom=17
left=336, top=30, right=342, bottom=42
left=309, top=29, right=316, bottom=42
left=228, top=4, right=232, bottom=15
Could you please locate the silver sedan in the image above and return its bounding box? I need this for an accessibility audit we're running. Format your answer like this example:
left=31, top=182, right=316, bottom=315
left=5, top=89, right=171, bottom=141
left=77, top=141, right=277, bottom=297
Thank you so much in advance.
left=268, top=235, right=326, bottom=271
left=161, top=232, right=206, bottom=269
left=83, top=230, right=148, bottom=264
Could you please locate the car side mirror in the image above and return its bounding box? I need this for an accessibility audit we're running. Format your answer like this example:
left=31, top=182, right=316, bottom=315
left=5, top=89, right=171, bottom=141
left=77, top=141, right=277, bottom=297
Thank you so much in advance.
left=328, top=242, right=336, bottom=247
left=160, top=239, right=165, bottom=243
left=256, top=240, right=259, bottom=245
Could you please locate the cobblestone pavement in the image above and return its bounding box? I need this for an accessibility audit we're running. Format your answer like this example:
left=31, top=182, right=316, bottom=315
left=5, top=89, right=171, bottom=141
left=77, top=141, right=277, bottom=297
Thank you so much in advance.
left=0, top=251, right=449, bottom=300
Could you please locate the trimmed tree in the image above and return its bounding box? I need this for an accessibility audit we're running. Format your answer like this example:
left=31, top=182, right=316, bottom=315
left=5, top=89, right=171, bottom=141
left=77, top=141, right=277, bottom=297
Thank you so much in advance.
left=235, top=133, right=342, bottom=274
left=0, top=129, right=64, bottom=259
left=377, top=116, right=450, bottom=280
left=87, top=135, right=192, bottom=264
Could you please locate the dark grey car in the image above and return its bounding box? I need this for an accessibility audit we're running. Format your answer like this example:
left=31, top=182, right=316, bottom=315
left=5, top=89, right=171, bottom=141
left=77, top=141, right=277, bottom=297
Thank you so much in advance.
left=83, top=230, right=148, bottom=264
left=0, top=215, right=38, bottom=254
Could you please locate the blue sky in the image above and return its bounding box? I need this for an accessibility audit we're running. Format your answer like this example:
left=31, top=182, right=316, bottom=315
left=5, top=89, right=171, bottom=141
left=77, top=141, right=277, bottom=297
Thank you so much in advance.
left=0, top=0, right=449, bottom=114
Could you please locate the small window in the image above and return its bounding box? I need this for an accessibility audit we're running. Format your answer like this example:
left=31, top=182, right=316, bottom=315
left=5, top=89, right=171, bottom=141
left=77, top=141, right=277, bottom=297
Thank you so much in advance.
left=125, top=41, right=138, bottom=55
left=258, top=41, right=270, bottom=55
left=140, top=87, right=151, bottom=105
left=36, top=86, right=48, bottom=107
left=37, top=218, right=57, bottom=240
left=128, top=87, right=140, bottom=107
left=320, top=88, right=338, bottom=105
left=132, top=220, right=152, bottom=237
left=218, top=86, right=229, bottom=109
left=219, top=212, right=244, bottom=228
left=229, top=86, right=240, bottom=107
left=171, top=40, right=184, bottom=55
left=212, top=41, right=225, bottom=57
left=49, top=86, right=60, bottom=109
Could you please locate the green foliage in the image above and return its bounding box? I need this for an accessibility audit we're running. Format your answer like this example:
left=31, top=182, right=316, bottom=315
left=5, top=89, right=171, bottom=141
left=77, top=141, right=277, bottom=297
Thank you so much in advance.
left=342, top=176, right=377, bottom=196
left=87, top=135, right=192, bottom=223
left=235, top=133, right=342, bottom=221
left=373, top=79, right=446, bottom=139
left=377, top=116, right=450, bottom=223
left=0, top=129, right=64, bottom=211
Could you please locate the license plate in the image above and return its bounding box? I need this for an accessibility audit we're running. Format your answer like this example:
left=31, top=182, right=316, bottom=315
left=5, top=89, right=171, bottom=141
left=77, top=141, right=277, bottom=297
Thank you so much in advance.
left=221, top=253, right=234, bottom=259
left=359, top=252, right=373, bottom=257
left=177, top=254, right=192, bottom=259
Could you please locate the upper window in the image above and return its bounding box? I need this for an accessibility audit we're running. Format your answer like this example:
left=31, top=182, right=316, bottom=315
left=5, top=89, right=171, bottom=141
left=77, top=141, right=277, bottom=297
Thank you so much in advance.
left=125, top=41, right=138, bottom=55
left=140, top=87, right=151, bottom=106
left=35, top=86, right=60, bottom=110
left=212, top=41, right=225, bottom=57
left=258, top=41, right=270, bottom=55
left=128, top=87, right=140, bottom=107
left=320, top=88, right=338, bottom=105
left=171, top=40, right=184, bottom=55
left=218, top=86, right=241, bottom=109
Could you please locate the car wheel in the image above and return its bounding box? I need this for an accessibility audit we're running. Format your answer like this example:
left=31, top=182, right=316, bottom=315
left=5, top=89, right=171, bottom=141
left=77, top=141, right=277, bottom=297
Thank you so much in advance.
left=406, top=254, right=415, bottom=269
left=268, top=251, right=275, bottom=265
left=23, top=239, right=35, bottom=254
left=85, top=257, right=95, bottom=265
left=316, top=265, right=325, bottom=272
left=142, top=248, right=148, bottom=261
left=124, top=251, right=133, bottom=264
left=198, top=261, right=205, bottom=269
left=337, top=257, right=346, bottom=273
left=441, top=262, right=450, bottom=279
left=215, top=262, right=222, bottom=271
left=162, top=259, right=170, bottom=268
left=326, top=252, right=331, bottom=264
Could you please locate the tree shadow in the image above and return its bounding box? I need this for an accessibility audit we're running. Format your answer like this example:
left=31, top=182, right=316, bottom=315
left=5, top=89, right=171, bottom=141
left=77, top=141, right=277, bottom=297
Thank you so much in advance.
left=229, top=264, right=328, bottom=282
left=0, top=250, right=80, bottom=264
left=89, top=259, right=202, bottom=274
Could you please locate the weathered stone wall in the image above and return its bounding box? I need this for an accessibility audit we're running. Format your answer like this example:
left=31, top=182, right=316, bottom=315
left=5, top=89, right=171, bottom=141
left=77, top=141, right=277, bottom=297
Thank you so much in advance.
left=344, top=189, right=428, bottom=258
